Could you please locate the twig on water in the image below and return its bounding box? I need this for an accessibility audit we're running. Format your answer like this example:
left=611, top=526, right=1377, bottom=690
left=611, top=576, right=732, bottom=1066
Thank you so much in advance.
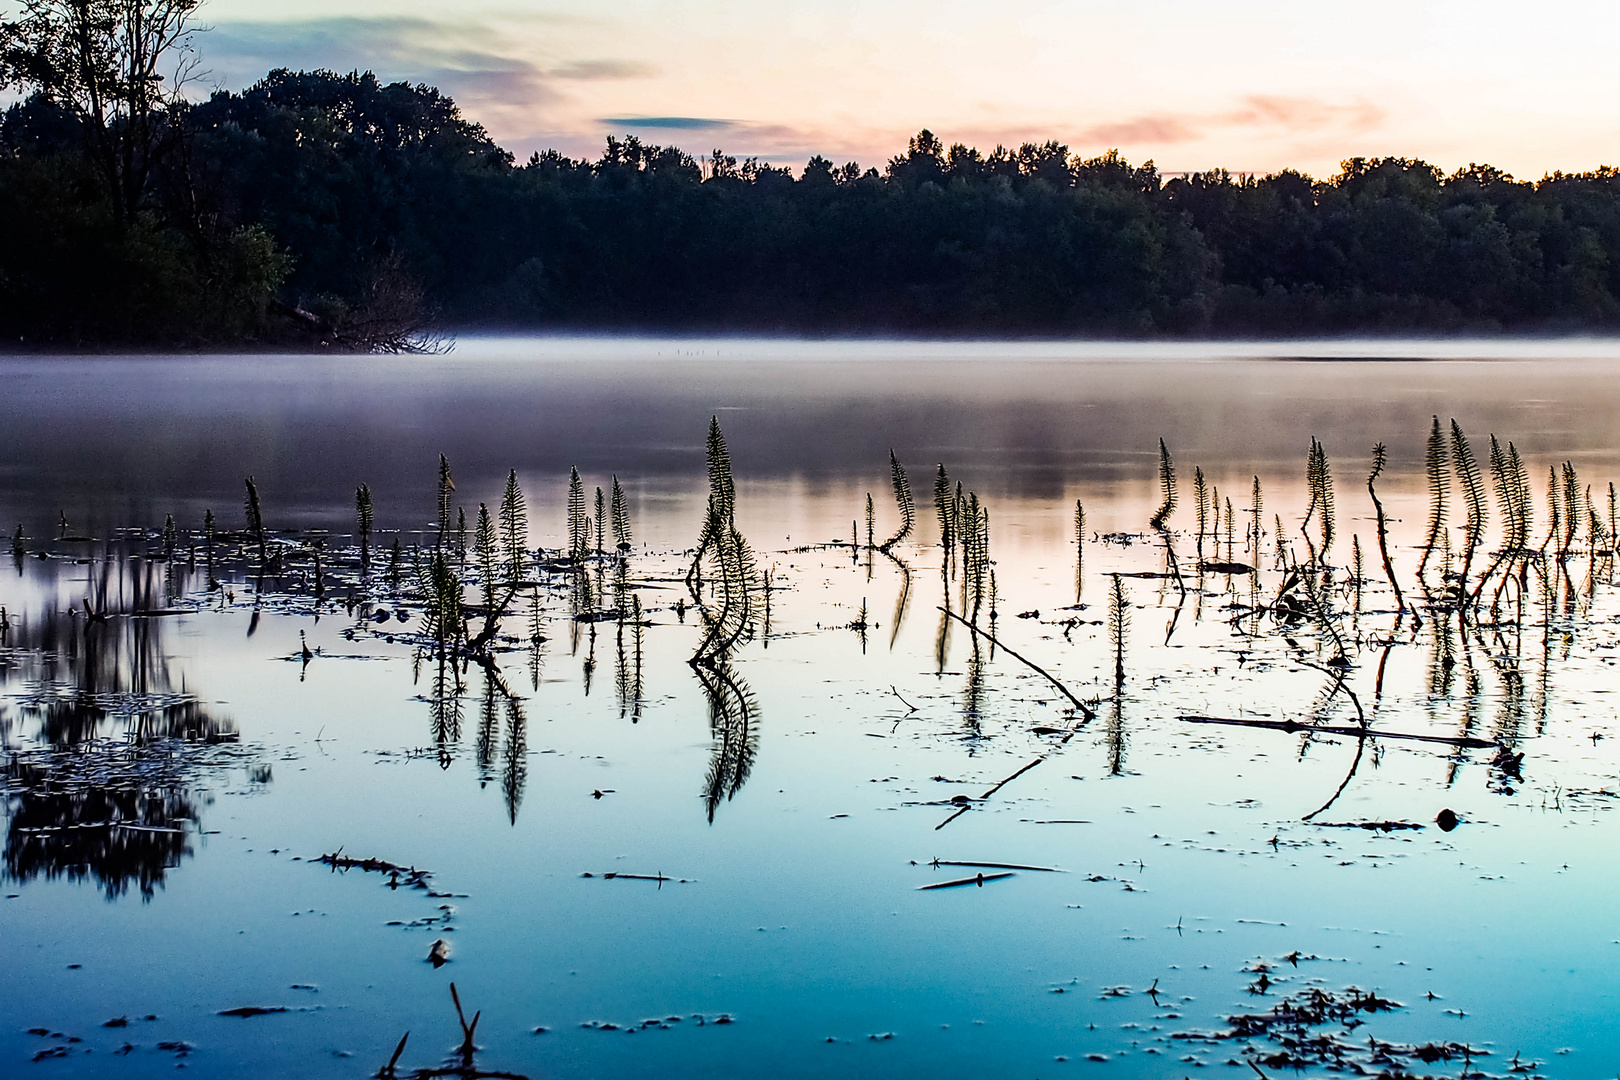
left=918, top=872, right=1015, bottom=890
left=1177, top=714, right=1495, bottom=748
left=936, top=607, right=1095, bottom=720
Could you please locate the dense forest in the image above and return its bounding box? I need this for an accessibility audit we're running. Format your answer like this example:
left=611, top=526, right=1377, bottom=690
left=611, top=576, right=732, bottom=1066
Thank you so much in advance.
left=6, top=16, right=1620, bottom=345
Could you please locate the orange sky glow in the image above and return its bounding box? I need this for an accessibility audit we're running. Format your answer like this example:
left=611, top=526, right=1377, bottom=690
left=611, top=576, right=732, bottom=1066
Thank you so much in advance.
left=203, top=0, right=1620, bottom=180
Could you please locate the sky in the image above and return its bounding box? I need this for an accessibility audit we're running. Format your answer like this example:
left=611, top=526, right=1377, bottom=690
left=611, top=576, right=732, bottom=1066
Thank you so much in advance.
left=195, top=0, right=1620, bottom=179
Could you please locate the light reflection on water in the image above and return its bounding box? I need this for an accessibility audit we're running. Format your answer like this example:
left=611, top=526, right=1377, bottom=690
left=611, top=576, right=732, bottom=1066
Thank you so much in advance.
left=3, top=341, right=1620, bottom=1077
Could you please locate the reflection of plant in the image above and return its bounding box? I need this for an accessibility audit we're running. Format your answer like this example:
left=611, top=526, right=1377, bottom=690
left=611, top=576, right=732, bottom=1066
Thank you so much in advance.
left=696, top=661, right=759, bottom=823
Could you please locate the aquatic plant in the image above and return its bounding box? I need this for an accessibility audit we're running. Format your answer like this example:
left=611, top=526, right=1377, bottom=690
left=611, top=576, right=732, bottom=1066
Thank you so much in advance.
left=475, top=504, right=497, bottom=616
left=1149, top=437, right=1176, bottom=530
left=594, top=486, right=606, bottom=556
left=1451, top=419, right=1487, bottom=596
left=1302, top=436, right=1334, bottom=559
left=567, top=466, right=587, bottom=562
left=1193, top=465, right=1209, bottom=553
left=959, top=491, right=991, bottom=619
left=437, top=455, right=455, bottom=549
left=1109, top=573, right=1129, bottom=689
left=934, top=464, right=954, bottom=568
left=356, top=484, right=374, bottom=565
left=1417, top=416, right=1449, bottom=584
left=1561, top=460, right=1581, bottom=556
left=499, top=471, right=528, bottom=582
left=418, top=550, right=464, bottom=646
left=1074, top=498, right=1085, bottom=601
left=689, top=417, right=761, bottom=663
left=243, top=476, right=267, bottom=570
left=1223, top=495, right=1236, bottom=562
left=610, top=475, right=631, bottom=553
left=878, top=450, right=915, bottom=552
left=1366, top=443, right=1405, bottom=611
left=1249, top=475, right=1264, bottom=556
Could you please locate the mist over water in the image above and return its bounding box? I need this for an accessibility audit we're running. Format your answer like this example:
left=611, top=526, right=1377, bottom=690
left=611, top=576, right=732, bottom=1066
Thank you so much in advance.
left=4, top=338, right=1620, bottom=1079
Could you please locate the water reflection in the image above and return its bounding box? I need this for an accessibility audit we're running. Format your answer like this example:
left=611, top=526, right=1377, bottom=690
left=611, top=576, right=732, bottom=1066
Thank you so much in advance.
left=696, top=660, right=759, bottom=824
left=1, top=562, right=238, bottom=900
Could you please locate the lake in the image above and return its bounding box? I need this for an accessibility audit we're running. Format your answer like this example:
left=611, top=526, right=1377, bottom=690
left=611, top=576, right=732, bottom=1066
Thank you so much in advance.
left=4, top=337, right=1620, bottom=1079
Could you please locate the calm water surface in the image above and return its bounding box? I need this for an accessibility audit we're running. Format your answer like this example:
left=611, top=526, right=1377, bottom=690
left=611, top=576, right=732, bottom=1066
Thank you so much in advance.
left=4, top=338, right=1620, bottom=1078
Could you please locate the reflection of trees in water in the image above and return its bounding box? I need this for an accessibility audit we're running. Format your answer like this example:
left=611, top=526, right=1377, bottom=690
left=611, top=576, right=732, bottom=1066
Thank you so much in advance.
left=695, top=661, right=758, bottom=824
left=4, top=754, right=199, bottom=900
left=1, top=580, right=237, bottom=901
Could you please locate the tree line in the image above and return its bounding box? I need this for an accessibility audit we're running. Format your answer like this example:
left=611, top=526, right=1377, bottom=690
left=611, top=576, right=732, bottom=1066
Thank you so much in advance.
left=4, top=13, right=1620, bottom=346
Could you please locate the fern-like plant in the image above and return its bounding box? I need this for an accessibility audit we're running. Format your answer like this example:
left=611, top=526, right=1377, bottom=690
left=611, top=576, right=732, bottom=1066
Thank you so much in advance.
left=1250, top=475, right=1263, bottom=556
left=878, top=450, right=915, bottom=552
left=356, top=484, right=374, bottom=564
left=610, top=475, right=631, bottom=553
left=244, top=476, right=267, bottom=570
left=567, top=466, right=587, bottom=561
left=1150, top=438, right=1176, bottom=530
left=594, top=487, right=606, bottom=556
left=689, top=417, right=762, bottom=663
left=1109, top=574, right=1129, bottom=689
left=1450, top=420, right=1487, bottom=595
left=1366, top=443, right=1405, bottom=611
left=437, top=455, right=455, bottom=549
left=1562, top=461, right=1581, bottom=555
left=476, top=503, right=498, bottom=615
left=1193, top=466, right=1209, bottom=554
left=1417, top=416, right=1449, bottom=584
left=500, top=470, right=528, bottom=582
left=1302, top=437, right=1334, bottom=559
left=934, top=465, right=954, bottom=565
left=1074, top=498, right=1085, bottom=600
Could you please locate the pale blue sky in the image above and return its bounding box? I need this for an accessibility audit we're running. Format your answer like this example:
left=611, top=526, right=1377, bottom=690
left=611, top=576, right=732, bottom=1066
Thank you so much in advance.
left=197, top=0, right=1619, bottom=177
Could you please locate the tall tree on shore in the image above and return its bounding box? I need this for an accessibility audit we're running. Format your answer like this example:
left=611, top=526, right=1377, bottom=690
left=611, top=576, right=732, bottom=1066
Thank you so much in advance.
left=1, top=0, right=205, bottom=224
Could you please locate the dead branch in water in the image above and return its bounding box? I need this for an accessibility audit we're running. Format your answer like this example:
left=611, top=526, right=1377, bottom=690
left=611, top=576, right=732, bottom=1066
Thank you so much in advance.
left=1177, top=714, right=1495, bottom=748
left=918, top=871, right=1015, bottom=890
left=937, top=607, right=1095, bottom=720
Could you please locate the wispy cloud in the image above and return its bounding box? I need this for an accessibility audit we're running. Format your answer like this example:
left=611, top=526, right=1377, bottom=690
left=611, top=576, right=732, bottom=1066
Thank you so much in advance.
left=599, top=116, right=736, bottom=131
left=553, top=60, right=657, bottom=81
left=205, top=17, right=654, bottom=125
left=1076, top=95, right=1387, bottom=149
